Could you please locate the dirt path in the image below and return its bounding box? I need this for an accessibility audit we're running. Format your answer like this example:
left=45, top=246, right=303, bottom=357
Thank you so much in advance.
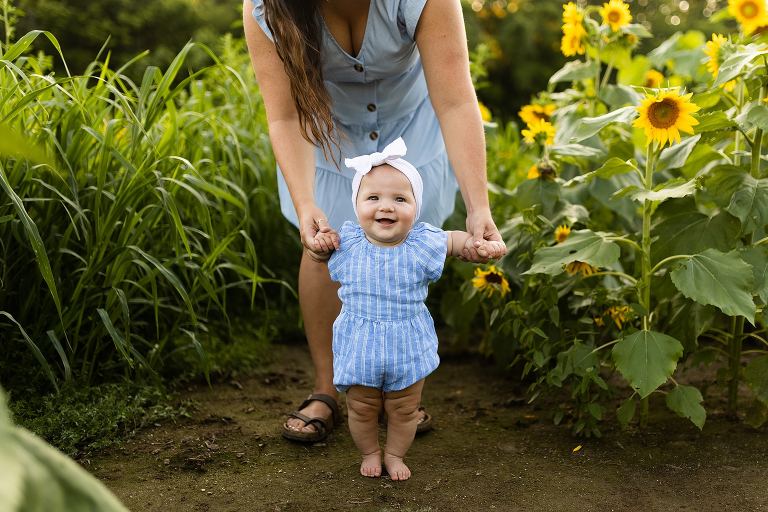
left=89, top=342, right=768, bottom=512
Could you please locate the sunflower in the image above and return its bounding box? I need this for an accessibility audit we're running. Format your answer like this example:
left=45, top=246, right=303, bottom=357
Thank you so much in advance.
left=519, top=103, right=557, bottom=127
left=599, top=0, right=632, bottom=32
left=562, top=2, right=584, bottom=26
left=565, top=261, right=599, bottom=277
left=478, top=101, right=492, bottom=122
left=472, top=265, right=511, bottom=298
left=728, top=0, right=768, bottom=34
left=527, top=164, right=540, bottom=179
left=644, top=69, right=664, bottom=88
left=633, top=89, right=700, bottom=147
left=606, top=305, right=632, bottom=329
left=593, top=316, right=605, bottom=327
left=554, top=225, right=571, bottom=244
left=561, top=23, right=587, bottom=57
left=522, top=118, right=556, bottom=145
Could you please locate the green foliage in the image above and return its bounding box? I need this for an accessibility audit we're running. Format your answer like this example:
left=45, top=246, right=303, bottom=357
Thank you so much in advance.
left=475, top=0, right=768, bottom=434
left=10, top=383, right=189, bottom=456
left=665, top=385, right=706, bottom=430
left=0, top=388, right=129, bottom=510
left=612, top=330, right=683, bottom=398
left=10, top=0, right=241, bottom=75
left=669, top=249, right=756, bottom=323
left=0, top=29, right=296, bottom=393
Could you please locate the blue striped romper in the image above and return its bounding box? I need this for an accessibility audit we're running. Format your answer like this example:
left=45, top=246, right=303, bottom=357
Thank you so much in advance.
left=328, top=221, right=447, bottom=393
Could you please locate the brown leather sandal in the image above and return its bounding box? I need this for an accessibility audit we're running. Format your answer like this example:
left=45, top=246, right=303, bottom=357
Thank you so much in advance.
left=281, top=393, right=341, bottom=443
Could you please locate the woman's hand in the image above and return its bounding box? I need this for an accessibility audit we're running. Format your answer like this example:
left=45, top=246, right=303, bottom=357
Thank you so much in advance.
left=299, top=206, right=339, bottom=259
left=462, top=208, right=506, bottom=262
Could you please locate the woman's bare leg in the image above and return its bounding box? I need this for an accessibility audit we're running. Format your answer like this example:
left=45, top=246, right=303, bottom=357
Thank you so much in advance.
left=284, top=251, right=341, bottom=433
left=383, top=379, right=424, bottom=481
left=346, top=385, right=384, bottom=477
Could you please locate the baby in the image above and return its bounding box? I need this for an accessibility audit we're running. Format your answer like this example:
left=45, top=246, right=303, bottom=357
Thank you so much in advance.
left=311, top=138, right=505, bottom=481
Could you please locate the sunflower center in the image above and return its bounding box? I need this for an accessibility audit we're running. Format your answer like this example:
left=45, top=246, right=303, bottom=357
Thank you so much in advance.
left=741, top=1, right=759, bottom=19
left=608, top=10, right=621, bottom=23
left=534, top=112, right=550, bottom=122
left=485, top=272, right=503, bottom=284
left=647, top=99, right=680, bottom=129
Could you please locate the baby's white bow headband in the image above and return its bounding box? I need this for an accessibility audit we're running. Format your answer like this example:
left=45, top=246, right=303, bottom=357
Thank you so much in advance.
left=345, top=137, right=423, bottom=220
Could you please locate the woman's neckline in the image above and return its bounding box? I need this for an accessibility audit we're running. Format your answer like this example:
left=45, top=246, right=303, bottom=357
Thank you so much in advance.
left=319, top=0, right=374, bottom=61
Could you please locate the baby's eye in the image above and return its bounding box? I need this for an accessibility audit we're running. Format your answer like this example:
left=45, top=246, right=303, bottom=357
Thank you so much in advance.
left=395, top=197, right=406, bottom=202
left=367, top=195, right=378, bottom=201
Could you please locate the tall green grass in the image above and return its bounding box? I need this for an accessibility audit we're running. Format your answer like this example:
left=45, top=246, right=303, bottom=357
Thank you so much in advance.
left=0, top=30, right=297, bottom=391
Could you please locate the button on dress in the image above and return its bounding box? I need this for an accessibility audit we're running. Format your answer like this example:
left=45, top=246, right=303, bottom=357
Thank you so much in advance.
left=250, top=0, right=459, bottom=228
left=327, top=221, right=447, bottom=392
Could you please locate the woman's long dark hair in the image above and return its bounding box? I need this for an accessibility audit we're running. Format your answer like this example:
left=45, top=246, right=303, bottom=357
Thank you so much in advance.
left=263, top=0, right=338, bottom=161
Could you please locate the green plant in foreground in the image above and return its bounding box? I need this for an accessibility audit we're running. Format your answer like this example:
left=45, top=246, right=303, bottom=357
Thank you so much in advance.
left=0, top=387, right=129, bottom=511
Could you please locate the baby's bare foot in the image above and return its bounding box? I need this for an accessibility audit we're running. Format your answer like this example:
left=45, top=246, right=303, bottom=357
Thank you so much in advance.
left=360, top=451, right=382, bottom=478
left=383, top=452, right=411, bottom=481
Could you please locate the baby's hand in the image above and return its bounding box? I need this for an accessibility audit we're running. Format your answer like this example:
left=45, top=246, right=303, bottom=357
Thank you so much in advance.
left=307, top=230, right=339, bottom=262
left=475, top=240, right=506, bottom=260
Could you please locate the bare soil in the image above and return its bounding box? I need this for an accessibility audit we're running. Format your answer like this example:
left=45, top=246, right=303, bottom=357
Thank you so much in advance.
left=89, top=342, right=768, bottom=512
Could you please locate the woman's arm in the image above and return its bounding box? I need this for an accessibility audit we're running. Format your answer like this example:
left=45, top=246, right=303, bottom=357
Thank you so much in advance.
left=242, top=1, right=338, bottom=250
left=415, top=0, right=505, bottom=261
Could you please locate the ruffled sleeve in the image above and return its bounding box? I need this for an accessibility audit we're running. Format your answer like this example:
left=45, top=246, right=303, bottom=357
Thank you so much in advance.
left=407, top=222, right=448, bottom=283
left=397, top=0, right=428, bottom=40
left=249, top=0, right=274, bottom=41
left=328, top=221, right=365, bottom=282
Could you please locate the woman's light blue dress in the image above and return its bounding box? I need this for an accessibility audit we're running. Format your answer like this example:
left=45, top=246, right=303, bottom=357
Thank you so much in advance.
left=328, top=221, right=447, bottom=392
left=250, top=0, right=458, bottom=229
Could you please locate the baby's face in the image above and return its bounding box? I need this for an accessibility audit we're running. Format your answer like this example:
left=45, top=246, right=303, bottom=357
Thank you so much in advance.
left=356, top=164, right=417, bottom=247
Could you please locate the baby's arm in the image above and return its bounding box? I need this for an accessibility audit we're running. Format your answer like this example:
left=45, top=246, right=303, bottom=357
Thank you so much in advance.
left=446, top=231, right=505, bottom=259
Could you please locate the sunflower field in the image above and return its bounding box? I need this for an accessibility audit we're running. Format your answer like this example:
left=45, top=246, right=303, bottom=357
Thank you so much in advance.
left=450, top=0, right=768, bottom=436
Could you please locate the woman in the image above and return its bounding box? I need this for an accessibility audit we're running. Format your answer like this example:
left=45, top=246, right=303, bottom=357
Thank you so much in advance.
left=243, top=0, right=506, bottom=442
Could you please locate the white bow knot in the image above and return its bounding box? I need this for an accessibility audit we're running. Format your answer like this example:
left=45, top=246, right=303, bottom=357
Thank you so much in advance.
left=344, top=138, right=407, bottom=174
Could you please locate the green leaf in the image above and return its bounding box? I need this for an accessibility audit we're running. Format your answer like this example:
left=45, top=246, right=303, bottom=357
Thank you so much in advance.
left=670, top=249, right=756, bottom=323
left=616, top=397, right=636, bottom=429
left=665, top=385, right=706, bottom=430
left=598, top=84, right=642, bottom=109
left=725, top=175, right=768, bottom=235
left=513, top=178, right=561, bottom=218
left=628, top=178, right=699, bottom=203
left=737, top=103, right=768, bottom=131
left=564, top=157, right=639, bottom=186
left=550, top=144, right=604, bottom=158
left=612, top=330, right=683, bottom=398
left=569, top=106, right=637, bottom=142
left=549, top=60, right=600, bottom=85
left=714, top=43, right=768, bottom=86
left=693, top=111, right=736, bottom=133
left=625, top=24, right=652, bottom=38
left=524, top=230, right=620, bottom=276
left=740, top=246, right=768, bottom=303
left=0, top=125, right=52, bottom=165
left=744, top=355, right=768, bottom=406
left=653, top=206, right=740, bottom=264
left=657, top=134, right=701, bottom=172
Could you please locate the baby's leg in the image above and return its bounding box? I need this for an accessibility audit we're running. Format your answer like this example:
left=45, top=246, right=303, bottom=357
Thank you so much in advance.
left=383, top=379, right=424, bottom=481
left=346, top=385, right=383, bottom=477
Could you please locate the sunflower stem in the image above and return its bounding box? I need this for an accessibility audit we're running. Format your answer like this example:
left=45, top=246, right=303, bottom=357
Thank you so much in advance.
left=735, top=81, right=745, bottom=166
left=727, top=315, right=744, bottom=418
left=639, top=144, right=656, bottom=331
left=752, top=85, right=765, bottom=178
